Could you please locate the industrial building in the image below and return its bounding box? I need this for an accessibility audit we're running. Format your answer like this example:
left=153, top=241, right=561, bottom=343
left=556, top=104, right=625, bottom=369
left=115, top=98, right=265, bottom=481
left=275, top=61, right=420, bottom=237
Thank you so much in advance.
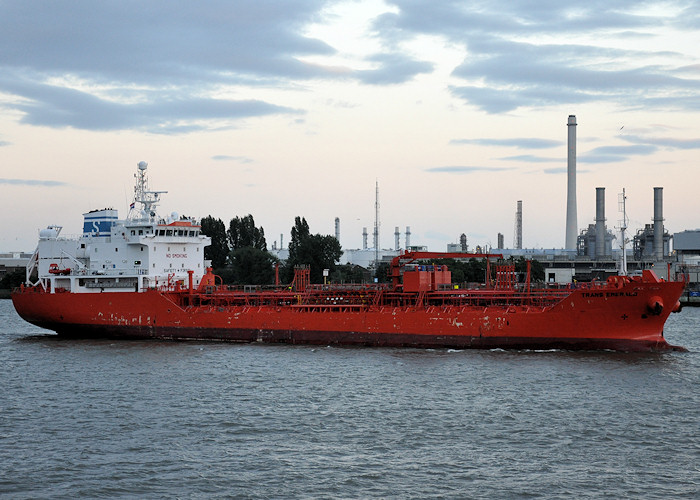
left=0, top=252, right=31, bottom=279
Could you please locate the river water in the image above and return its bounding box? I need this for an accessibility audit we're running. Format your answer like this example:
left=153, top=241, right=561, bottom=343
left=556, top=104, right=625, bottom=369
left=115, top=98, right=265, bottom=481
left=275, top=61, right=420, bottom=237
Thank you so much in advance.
left=1, top=300, right=698, bottom=499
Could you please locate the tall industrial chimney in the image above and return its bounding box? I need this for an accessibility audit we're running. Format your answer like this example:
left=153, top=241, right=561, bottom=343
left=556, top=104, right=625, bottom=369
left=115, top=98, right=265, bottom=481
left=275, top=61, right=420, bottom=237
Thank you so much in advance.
left=515, top=200, right=523, bottom=249
left=405, top=226, right=411, bottom=249
left=460, top=233, right=467, bottom=252
left=595, top=187, right=606, bottom=259
left=394, top=226, right=400, bottom=251
left=335, top=217, right=340, bottom=242
left=362, top=227, right=368, bottom=250
left=565, top=115, right=578, bottom=249
left=653, top=187, right=664, bottom=259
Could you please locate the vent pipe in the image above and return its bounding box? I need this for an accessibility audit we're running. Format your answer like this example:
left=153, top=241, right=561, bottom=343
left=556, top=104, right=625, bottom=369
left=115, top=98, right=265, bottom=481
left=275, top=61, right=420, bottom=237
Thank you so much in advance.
left=595, top=187, right=606, bottom=259
left=565, top=115, right=578, bottom=249
left=653, top=187, right=664, bottom=259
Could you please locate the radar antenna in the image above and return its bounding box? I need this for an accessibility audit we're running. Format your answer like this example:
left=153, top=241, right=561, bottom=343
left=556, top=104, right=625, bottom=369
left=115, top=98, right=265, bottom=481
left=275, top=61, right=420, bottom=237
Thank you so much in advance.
left=128, top=161, right=168, bottom=222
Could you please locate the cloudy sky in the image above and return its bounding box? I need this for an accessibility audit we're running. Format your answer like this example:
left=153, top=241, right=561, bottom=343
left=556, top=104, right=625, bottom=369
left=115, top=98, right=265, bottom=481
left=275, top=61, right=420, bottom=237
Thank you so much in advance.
left=2, top=0, right=699, bottom=253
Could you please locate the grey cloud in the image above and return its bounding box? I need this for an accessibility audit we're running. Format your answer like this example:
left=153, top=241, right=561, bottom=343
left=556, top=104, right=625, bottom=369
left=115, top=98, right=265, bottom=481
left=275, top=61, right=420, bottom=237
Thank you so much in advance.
left=451, top=138, right=563, bottom=149
left=382, top=0, right=663, bottom=40
left=1, top=74, right=301, bottom=132
left=212, top=155, right=254, bottom=163
left=0, top=1, right=436, bottom=132
left=449, top=83, right=594, bottom=113
left=0, top=178, right=68, bottom=186
left=448, top=86, right=521, bottom=114
left=579, top=155, right=627, bottom=164
left=578, top=144, right=658, bottom=163
left=0, top=1, right=327, bottom=132
left=356, top=53, right=433, bottom=85
left=621, top=134, right=700, bottom=149
left=381, top=1, right=700, bottom=112
left=498, top=155, right=562, bottom=163
left=425, top=166, right=510, bottom=173
left=585, top=145, right=658, bottom=156
left=0, top=1, right=334, bottom=84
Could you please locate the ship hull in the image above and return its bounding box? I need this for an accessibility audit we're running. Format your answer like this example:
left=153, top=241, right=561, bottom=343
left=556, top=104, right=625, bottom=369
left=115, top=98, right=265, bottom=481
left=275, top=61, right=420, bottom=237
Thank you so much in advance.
left=41, top=325, right=677, bottom=352
left=12, top=279, right=686, bottom=352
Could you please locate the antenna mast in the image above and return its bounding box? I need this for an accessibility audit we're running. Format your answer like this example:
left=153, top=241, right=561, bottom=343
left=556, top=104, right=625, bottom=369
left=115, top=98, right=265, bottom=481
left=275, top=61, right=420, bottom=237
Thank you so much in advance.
left=374, top=180, right=380, bottom=271
left=618, top=188, right=628, bottom=276
left=129, top=161, right=167, bottom=222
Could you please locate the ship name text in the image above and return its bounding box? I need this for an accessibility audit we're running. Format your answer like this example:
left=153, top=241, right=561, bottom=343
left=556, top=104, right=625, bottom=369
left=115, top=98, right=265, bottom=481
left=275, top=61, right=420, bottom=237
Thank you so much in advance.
left=581, top=291, right=638, bottom=298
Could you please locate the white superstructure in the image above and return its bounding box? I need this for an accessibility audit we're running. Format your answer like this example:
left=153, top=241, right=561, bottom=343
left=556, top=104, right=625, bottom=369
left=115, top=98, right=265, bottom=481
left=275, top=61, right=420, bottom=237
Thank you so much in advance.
left=26, top=162, right=211, bottom=293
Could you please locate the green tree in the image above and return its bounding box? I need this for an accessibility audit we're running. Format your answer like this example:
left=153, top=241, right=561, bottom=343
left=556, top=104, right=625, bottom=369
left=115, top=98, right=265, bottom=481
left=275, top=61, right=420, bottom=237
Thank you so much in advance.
left=331, top=264, right=370, bottom=284
left=288, top=216, right=310, bottom=260
left=200, top=216, right=229, bottom=269
left=511, top=256, right=545, bottom=282
left=285, top=216, right=342, bottom=283
left=228, top=214, right=266, bottom=251
left=228, top=247, right=277, bottom=285
left=375, top=261, right=391, bottom=283
left=0, top=269, right=24, bottom=289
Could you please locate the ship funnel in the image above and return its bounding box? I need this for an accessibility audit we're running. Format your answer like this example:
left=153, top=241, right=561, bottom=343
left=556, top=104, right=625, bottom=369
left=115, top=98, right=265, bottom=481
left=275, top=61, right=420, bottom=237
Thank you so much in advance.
left=653, top=187, right=664, bottom=259
left=565, top=115, right=578, bottom=249
left=595, top=187, right=605, bottom=258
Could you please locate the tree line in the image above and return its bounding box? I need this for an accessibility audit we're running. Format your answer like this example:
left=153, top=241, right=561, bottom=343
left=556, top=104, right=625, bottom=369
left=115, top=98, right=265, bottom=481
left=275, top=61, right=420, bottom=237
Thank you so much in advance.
left=200, top=214, right=343, bottom=285
left=200, top=214, right=545, bottom=287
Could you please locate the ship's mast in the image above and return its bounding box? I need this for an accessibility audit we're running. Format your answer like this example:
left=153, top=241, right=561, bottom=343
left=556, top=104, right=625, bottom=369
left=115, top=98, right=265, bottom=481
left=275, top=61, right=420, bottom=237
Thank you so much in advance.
left=618, top=188, right=628, bottom=276
left=128, top=161, right=167, bottom=222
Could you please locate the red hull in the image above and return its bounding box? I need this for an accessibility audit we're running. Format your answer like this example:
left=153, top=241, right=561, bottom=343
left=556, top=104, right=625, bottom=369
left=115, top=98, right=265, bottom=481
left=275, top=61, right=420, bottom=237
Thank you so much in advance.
left=11, top=275, right=686, bottom=352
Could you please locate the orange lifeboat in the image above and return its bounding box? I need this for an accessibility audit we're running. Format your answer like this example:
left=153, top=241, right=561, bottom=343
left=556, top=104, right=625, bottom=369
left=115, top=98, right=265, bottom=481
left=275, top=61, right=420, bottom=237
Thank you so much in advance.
left=48, top=263, right=71, bottom=275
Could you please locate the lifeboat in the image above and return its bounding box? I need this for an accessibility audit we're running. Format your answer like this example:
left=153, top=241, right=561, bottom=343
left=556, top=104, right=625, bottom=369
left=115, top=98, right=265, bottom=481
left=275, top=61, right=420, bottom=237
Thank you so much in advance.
left=48, top=263, right=71, bottom=275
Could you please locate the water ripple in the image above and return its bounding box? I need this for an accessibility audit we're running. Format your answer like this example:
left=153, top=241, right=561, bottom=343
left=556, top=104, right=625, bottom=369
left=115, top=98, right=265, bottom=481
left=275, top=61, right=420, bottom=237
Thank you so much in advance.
left=1, top=302, right=699, bottom=498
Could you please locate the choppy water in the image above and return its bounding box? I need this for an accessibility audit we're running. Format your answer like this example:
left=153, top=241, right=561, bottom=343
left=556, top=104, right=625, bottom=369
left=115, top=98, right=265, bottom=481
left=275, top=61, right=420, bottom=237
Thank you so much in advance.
left=1, top=299, right=698, bottom=499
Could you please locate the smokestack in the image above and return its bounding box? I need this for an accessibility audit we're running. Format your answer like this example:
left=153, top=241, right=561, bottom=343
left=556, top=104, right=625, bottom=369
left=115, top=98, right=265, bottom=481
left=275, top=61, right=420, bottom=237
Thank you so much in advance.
left=595, top=187, right=606, bottom=259
left=362, top=227, right=368, bottom=250
left=565, top=115, right=578, bottom=249
left=498, top=232, right=504, bottom=249
left=280, top=233, right=284, bottom=249
left=460, top=233, right=467, bottom=252
left=394, top=226, right=400, bottom=251
left=515, top=200, right=523, bottom=249
left=335, top=217, right=340, bottom=243
left=405, top=226, right=411, bottom=249
left=654, top=187, right=664, bottom=259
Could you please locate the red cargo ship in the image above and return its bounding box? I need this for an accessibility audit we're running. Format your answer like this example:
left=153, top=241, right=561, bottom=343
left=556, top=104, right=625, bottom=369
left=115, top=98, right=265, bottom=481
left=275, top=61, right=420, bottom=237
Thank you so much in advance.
left=11, top=162, right=686, bottom=351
